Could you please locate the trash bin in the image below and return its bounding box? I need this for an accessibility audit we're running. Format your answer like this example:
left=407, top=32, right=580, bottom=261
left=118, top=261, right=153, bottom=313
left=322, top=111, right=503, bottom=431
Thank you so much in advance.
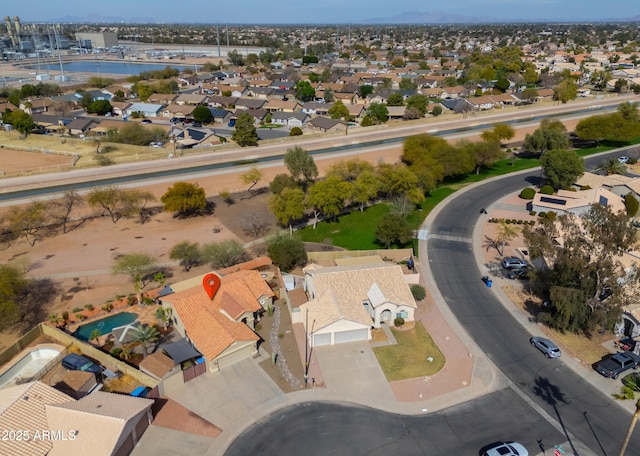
left=486, top=280, right=493, bottom=288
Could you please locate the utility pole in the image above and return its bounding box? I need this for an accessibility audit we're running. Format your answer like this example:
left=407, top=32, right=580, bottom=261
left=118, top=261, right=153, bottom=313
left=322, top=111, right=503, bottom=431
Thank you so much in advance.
left=216, top=24, right=221, bottom=57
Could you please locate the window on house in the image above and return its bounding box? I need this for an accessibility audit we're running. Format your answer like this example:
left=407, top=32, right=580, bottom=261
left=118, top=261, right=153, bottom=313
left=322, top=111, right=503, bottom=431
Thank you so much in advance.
left=397, top=310, right=408, bottom=319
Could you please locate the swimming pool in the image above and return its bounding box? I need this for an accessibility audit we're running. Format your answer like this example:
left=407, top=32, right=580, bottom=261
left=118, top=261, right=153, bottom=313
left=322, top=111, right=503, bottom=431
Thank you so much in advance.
left=0, top=346, right=63, bottom=389
left=74, top=312, right=138, bottom=341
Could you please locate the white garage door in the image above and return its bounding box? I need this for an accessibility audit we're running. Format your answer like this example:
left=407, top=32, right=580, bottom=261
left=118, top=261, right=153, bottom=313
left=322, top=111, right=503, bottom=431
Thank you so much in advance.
left=313, top=333, right=331, bottom=346
left=334, top=328, right=368, bottom=344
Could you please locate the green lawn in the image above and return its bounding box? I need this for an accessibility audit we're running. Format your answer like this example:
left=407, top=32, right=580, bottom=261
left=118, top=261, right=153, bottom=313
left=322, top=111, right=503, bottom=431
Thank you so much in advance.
left=373, top=322, right=445, bottom=381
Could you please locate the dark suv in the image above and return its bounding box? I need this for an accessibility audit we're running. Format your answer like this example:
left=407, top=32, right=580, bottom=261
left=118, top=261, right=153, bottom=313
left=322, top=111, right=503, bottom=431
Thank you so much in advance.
left=61, top=353, right=101, bottom=374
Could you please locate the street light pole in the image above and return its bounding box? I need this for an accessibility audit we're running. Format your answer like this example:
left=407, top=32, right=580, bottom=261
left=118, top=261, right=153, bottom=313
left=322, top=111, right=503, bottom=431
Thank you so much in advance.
left=304, top=308, right=309, bottom=386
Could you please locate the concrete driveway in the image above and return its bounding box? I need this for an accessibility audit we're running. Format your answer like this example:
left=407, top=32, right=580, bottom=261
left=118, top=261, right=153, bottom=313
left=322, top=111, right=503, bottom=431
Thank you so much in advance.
left=314, top=341, right=395, bottom=402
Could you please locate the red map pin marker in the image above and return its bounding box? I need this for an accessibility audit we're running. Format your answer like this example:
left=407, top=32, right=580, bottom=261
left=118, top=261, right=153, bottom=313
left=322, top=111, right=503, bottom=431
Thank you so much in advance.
left=202, top=273, right=221, bottom=300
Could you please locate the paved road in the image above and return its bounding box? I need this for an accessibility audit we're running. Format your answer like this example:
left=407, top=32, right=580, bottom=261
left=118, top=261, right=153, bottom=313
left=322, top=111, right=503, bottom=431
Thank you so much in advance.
left=224, top=389, right=565, bottom=456
left=425, top=150, right=640, bottom=456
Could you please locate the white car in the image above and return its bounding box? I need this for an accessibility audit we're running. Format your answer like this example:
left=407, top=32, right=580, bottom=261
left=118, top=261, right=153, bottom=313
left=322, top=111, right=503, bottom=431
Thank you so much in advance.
left=618, top=156, right=630, bottom=164
left=482, top=441, right=528, bottom=456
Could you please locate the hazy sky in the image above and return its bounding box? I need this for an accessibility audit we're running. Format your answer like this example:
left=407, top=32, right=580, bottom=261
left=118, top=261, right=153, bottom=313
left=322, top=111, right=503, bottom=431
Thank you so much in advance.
left=6, top=0, right=640, bottom=23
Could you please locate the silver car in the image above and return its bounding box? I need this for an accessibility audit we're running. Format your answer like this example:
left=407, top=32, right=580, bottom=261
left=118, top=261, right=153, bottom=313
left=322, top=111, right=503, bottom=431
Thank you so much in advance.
left=530, top=336, right=561, bottom=358
left=482, top=441, right=528, bottom=456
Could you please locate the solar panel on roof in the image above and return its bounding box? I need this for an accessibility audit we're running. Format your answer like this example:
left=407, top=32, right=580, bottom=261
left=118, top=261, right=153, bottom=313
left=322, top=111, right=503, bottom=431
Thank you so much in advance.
left=539, top=196, right=567, bottom=205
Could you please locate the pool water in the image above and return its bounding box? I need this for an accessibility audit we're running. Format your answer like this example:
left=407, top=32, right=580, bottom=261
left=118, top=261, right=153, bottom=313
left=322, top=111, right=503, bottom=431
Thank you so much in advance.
left=75, top=312, right=138, bottom=341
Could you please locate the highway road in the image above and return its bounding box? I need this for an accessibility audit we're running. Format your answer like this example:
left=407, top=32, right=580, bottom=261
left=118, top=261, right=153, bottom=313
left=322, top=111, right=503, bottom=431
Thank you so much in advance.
left=0, top=93, right=637, bottom=202
left=425, top=150, right=640, bottom=455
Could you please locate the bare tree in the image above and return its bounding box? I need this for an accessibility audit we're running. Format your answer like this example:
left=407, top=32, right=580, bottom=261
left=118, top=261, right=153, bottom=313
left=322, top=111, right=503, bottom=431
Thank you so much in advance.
left=241, top=211, right=269, bottom=237
left=52, top=190, right=84, bottom=233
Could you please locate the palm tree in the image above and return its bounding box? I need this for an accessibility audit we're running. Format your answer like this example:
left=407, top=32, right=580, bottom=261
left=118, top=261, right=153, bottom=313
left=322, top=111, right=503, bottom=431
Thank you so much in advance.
left=155, top=307, right=172, bottom=330
left=614, top=372, right=640, bottom=456
left=494, top=221, right=520, bottom=256
left=595, top=158, right=627, bottom=176
left=133, top=325, right=160, bottom=357
left=48, top=313, right=61, bottom=328
left=89, top=329, right=102, bottom=346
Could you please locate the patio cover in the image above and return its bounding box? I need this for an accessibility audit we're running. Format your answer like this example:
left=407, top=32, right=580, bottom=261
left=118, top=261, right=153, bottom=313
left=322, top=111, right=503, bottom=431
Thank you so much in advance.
left=162, top=338, right=202, bottom=364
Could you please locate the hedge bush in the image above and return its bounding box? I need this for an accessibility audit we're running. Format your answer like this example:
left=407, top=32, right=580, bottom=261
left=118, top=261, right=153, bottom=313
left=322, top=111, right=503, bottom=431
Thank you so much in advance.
left=410, top=284, right=426, bottom=301
left=539, top=185, right=554, bottom=195
left=394, top=317, right=405, bottom=327
left=519, top=187, right=536, bottom=199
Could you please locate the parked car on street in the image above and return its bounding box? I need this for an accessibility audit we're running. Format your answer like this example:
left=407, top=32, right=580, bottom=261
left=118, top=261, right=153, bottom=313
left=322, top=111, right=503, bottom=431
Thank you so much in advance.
left=594, top=352, right=640, bottom=379
left=530, top=336, right=561, bottom=358
left=61, top=353, right=101, bottom=374
left=481, top=441, right=528, bottom=456
left=508, top=268, right=528, bottom=280
left=618, top=156, right=630, bottom=164
left=141, top=119, right=152, bottom=124
left=501, top=257, right=527, bottom=269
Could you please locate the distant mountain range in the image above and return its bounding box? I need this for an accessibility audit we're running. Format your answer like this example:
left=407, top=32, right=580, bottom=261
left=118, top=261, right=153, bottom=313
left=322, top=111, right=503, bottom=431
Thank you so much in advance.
left=40, top=12, right=640, bottom=24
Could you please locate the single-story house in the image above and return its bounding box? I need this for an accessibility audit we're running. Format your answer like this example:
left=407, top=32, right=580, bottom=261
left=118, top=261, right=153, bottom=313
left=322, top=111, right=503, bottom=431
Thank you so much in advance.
left=0, top=381, right=153, bottom=456
left=306, top=116, right=348, bottom=133
left=66, top=117, right=100, bottom=136
left=530, top=188, right=626, bottom=216
left=264, top=99, right=302, bottom=113
left=125, top=102, right=165, bottom=118
left=209, top=108, right=233, bottom=124
left=175, top=93, right=209, bottom=106
left=160, top=270, right=275, bottom=371
left=270, top=111, right=310, bottom=128
left=297, top=262, right=417, bottom=346
left=236, top=98, right=268, bottom=110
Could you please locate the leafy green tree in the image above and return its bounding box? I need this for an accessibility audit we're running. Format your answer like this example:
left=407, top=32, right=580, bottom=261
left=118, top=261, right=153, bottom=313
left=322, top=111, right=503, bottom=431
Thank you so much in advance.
left=406, top=94, right=429, bottom=117
left=553, top=78, right=578, bottom=104
left=227, top=49, right=245, bottom=66
left=431, top=105, right=442, bottom=117
left=482, top=123, right=515, bottom=144
left=540, top=149, right=585, bottom=190
left=6, top=201, right=48, bottom=247
left=107, top=122, right=163, bottom=146
left=575, top=115, right=610, bottom=146
left=306, top=176, right=353, bottom=225
left=284, top=146, right=318, bottom=185
left=366, top=102, right=389, bottom=124
left=0, top=265, right=30, bottom=330
left=169, top=241, right=202, bottom=271
left=328, top=99, right=349, bottom=120
left=88, top=76, right=115, bottom=88
left=133, top=325, right=160, bottom=357
left=376, top=163, right=424, bottom=204
left=231, top=112, right=258, bottom=147
left=524, top=204, right=635, bottom=333
left=88, top=187, right=128, bottom=223
left=520, top=88, right=539, bottom=103
left=241, top=166, right=264, bottom=197
left=523, top=120, right=570, bottom=155
left=112, top=253, right=157, bottom=305
left=495, top=76, right=510, bottom=92
left=614, top=372, right=640, bottom=456
left=375, top=213, right=412, bottom=248
left=267, top=233, right=307, bottom=272
left=595, top=158, right=627, bottom=176
left=192, top=106, right=213, bottom=123
left=161, top=182, right=208, bottom=217
left=399, top=78, right=417, bottom=90
left=352, top=170, right=380, bottom=211
left=625, top=193, right=639, bottom=217
left=358, top=84, right=374, bottom=98
left=295, top=80, right=315, bottom=101
left=462, top=139, right=505, bottom=174
left=387, top=93, right=404, bottom=106
left=86, top=100, right=111, bottom=116
left=615, top=79, right=629, bottom=93
left=269, top=187, right=305, bottom=234
left=201, top=239, right=248, bottom=268
left=7, top=110, right=35, bottom=137
left=323, top=87, right=335, bottom=103
left=269, top=173, right=298, bottom=194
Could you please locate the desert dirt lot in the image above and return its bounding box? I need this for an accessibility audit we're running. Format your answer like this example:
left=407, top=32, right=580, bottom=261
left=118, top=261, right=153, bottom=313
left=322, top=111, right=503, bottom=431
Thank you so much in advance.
left=0, top=117, right=578, bottom=352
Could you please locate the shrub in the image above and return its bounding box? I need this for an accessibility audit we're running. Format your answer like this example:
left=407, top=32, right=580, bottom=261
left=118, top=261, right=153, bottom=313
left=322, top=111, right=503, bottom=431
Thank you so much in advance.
left=289, top=127, right=303, bottom=136
left=85, top=304, right=94, bottom=311
left=528, top=220, right=536, bottom=225
left=110, top=348, right=123, bottom=357
left=505, top=219, right=511, bottom=224
left=539, top=185, right=554, bottom=195
left=538, top=212, right=547, bottom=218
left=394, top=317, right=405, bottom=327
left=517, top=220, right=523, bottom=224
left=127, top=295, right=136, bottom=306
left=143, top=296, right=154, bottom=305
left=630, top=157, right=638, bottom=165
left=529, top=211, right=537, bottom=216
left=545, top=211, right=557, bottom=220
left=410, top=284, right=426, bottom=301
left=519, top=187, right=536, bottom=200
left=625, top=192, right=639, bottom=217
left=102, top=303, right=113, bottom=313
left=72, top=307, right=82, bottom=313
left=75, top=313, right=85, bottom=321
